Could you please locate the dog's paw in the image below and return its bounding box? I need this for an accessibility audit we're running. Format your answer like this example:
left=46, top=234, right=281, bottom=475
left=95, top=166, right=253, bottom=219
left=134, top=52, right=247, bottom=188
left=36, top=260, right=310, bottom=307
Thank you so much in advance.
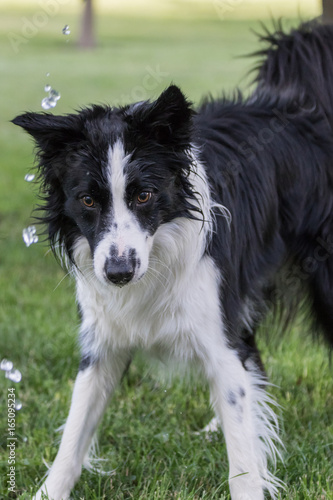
left=32, top=484, right=70, bottom=500
left=229, top=473, right=265, bottom=500
left=231, top=496, right=263, bottom=500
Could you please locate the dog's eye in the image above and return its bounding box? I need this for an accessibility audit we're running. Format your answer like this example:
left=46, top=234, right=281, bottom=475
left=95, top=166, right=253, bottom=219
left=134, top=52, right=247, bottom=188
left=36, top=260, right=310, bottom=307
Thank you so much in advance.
left=137, top=192, right=152, bottom=205
left=81, top=195, right=95, bottom=208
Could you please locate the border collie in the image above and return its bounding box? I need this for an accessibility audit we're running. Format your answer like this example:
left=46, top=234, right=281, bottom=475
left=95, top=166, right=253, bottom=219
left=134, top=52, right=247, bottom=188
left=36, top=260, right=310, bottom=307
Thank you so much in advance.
left=13, top=20, right=333, bottom=500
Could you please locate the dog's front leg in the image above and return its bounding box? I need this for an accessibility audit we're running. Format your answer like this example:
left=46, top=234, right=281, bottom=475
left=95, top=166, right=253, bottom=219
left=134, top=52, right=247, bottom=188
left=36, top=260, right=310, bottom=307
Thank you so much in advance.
left=205, top=347, right=280, bottom=500
left=33, top=351, right=130, bottom=500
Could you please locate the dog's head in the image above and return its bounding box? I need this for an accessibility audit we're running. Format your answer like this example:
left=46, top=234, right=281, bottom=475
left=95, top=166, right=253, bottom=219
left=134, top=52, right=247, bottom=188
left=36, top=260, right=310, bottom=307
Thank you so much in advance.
left=13, top=85, right=201, bottom=287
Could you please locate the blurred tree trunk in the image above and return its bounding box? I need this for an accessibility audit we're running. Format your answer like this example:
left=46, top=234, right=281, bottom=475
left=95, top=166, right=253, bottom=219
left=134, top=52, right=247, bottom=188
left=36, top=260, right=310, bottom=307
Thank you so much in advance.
left=79, top=0, right=96, bottom=49
left=323, top=0, right=333, bottom=23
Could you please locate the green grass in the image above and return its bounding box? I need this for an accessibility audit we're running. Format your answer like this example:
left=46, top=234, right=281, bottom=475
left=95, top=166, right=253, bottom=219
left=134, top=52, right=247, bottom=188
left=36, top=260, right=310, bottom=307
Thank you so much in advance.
left=0, top=5, right=332, bottom=500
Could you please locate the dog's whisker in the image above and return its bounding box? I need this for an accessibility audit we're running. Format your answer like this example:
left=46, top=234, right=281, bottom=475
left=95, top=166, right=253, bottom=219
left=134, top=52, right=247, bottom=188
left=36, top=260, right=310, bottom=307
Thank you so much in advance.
left=53, top=271, right=72, bottom=291
left=146, top=266, right=168, bottom=289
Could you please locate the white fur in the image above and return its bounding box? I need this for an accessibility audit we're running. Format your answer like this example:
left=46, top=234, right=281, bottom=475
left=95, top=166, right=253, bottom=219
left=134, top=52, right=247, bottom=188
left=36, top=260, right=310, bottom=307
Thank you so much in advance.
left=33, top=354, right=129, bottom=500
left=93, top=141, right=153, bottom=284
left=34, top=148, right=281, bottom=500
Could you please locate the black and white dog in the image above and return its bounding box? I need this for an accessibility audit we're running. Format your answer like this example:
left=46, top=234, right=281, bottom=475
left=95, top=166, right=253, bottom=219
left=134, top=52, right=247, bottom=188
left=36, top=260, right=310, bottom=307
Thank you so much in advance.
left=13, top=21, right=333, bottom=500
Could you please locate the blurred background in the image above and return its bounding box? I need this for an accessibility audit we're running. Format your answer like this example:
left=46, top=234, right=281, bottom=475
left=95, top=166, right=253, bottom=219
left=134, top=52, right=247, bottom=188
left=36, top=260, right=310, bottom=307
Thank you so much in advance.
left=0, top=0, right=323, bottom=117
left=1, top=1, right=332, bottom=499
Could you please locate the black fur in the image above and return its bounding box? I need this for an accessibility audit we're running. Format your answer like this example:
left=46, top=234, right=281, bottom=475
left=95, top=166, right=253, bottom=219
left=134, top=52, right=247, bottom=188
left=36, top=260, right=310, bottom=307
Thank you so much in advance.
left=196, top=92, right=333, bottom=349
left=13, top=87, right=201, bottom=264
left=253, top=20, right=333, bottom=126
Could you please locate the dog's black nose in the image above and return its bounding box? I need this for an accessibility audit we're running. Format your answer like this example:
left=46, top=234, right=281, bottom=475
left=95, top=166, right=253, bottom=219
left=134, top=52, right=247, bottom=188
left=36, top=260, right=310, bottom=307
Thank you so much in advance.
left=104, top=259, right=134, bottom=286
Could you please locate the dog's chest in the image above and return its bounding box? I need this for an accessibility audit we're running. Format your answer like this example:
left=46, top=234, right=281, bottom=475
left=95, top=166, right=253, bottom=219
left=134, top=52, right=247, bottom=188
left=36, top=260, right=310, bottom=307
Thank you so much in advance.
left=76, top=254, right=222, bottom=358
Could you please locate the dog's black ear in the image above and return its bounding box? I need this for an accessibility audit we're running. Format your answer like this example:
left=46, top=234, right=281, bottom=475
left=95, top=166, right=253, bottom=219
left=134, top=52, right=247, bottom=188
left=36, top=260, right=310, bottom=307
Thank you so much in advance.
left=128, top=85, right=194, bottom=149
left=12, top=112, right=84, bottom=187
left=12, top=112, right=81, bottom=150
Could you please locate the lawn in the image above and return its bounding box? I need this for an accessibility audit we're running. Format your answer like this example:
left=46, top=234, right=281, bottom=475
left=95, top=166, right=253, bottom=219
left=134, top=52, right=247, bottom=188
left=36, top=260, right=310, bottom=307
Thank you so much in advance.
left=0, top=3, right=332, bottom=500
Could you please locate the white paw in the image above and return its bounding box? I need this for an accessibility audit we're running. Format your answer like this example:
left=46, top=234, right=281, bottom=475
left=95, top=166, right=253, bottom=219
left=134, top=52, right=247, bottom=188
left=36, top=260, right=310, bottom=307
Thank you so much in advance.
left=32, top=483, right=70, bottom=500
left=231, top=495, right=263, bottom=500
left=229, top=473, right=265, bottom=500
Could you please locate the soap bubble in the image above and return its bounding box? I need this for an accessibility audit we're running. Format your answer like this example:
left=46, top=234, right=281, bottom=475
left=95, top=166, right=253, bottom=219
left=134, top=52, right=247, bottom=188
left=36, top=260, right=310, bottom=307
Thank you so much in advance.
left=1, top=359, right=13, bottom=371
left=24, top=173, right=35, bottom=182
left=22, top=226, right=38, bottom=247
left=62, top=24, right=71, bottom=36
left=6, top=369, right=22, bottom=383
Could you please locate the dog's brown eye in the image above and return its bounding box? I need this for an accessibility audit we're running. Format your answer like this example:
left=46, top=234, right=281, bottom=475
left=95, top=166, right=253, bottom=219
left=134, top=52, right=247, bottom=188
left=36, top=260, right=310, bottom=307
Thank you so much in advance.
left=82, top=196, right=95, bottom=208
left=137, top=192, right=152, bottom=204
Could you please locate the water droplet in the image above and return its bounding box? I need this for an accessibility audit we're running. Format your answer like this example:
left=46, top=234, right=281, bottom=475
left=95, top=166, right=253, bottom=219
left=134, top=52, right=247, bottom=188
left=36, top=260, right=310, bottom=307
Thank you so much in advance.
left=62, top=24, right=71, bottom=36
left=41, top=97, right=52, bottom=110
left=15, top=399, right=22, bottom=411
left=1, top=359, right=13, bottom=372
left=6, top=369, right=22, bottom=383
left=46, top=72, right=50, bottom=77
left=22, top=226, right=38, bottom=247
left=49, top=89, right=61, bottom=101
left=24, top=173, right=35, bottom=182
left=42, top=86, right=61, bottom=110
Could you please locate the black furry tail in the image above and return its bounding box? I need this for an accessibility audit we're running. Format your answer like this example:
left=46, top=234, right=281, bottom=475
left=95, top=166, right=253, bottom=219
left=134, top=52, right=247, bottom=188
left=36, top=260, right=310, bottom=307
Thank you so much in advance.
left=253, top=20, right=333, bottom=127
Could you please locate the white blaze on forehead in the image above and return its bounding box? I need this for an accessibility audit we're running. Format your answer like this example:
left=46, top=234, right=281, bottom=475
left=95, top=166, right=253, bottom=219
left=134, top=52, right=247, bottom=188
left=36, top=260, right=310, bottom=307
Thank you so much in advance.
left=108, top=140, right=129, bottom=217
left=107, top=140, right=131, bottom=255
left=93, top=139, right=153, bottom=285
